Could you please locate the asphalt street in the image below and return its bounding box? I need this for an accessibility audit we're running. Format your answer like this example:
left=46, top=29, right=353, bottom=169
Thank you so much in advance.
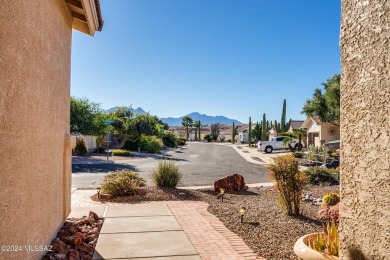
left=72, top=142, right=270, bottom=188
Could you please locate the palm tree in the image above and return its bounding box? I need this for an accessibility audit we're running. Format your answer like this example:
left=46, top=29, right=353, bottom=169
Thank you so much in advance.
left=181, top=115, right=193, bottom=141
left=293, top=128, right=307, bottom=151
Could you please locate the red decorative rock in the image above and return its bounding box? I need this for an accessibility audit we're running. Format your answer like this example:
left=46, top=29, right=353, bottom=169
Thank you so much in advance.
left=214, top=174, right=246, bottom=192
left=42, top=211, right=103, bottom=260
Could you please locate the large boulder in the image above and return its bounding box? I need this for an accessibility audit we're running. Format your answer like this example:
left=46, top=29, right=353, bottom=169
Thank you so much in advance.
left=214, top=174, right=246, bottom=192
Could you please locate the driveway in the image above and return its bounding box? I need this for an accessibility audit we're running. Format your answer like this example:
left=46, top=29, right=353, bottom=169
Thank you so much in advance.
left=72, top=142, right=270, bottom=188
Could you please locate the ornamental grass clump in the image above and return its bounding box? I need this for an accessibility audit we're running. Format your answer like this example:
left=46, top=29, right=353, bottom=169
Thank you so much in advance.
left=112, top=149, right=132, bottom=156
left=151, top=160, right=182, bottom=188
left=101, top=170, right=146, bottom=197
left=269, top=154, right=306, bottom=216
left=307, top=220, right=339, bottom=256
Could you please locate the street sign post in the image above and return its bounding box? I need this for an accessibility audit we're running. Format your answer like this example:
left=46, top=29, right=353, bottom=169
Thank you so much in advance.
left=103, top=119, right=116, bottom=160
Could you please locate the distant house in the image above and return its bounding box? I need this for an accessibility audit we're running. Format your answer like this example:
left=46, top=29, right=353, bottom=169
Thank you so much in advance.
left=169, top=126, right=210, bottom=141
left=301, top=117, right=340, bottom=147
left=237, top=124, right=256, bottom=143
left=288, top=120, right=305, bottom=133
left=287, top=120, right=306, bottom=146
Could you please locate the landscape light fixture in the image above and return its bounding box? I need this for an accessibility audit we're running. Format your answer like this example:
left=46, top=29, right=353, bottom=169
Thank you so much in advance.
left=220, top=188, right=225, bottom=202
left=97, top=186, right=101, bottom=200
left=239, top=206, right=246, bottom=224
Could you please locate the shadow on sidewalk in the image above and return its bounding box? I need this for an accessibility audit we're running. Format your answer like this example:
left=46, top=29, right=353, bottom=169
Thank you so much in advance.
left=72, top=164, right=140, bottom=174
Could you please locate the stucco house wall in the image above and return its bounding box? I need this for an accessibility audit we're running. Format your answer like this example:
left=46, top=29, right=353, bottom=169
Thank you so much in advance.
left=340, top=1, right=390, bottom=259
left=0, top=1, right=72, bottom=259
left=0, top=1, right=102, bottom=259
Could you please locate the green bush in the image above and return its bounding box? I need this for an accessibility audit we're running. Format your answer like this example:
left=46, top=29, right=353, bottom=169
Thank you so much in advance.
left=269, top=154, right=306, bottom=216
left=151, top=160, right=182, bottom=188
left=292, top=151, right=303, bottom=158
left=204, top=134, right=212, bottom=142
left=162, top=131, right=178, bottom=148
left=94, top=146, right=106, bottom=154
left=112, top=149, right=132, bottom=156
left=304, top=167, right=338, bottom=185
left=177, top=138, right=186, bottom=146
left=101, top=170, right=146, bottom=197
left=74, top=137, right=88, bottom=156
left=139, top=135, right=164, bottom=154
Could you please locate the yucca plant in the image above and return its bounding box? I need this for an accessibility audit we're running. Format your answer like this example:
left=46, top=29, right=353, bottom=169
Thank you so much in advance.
left=307, top=220, right=339, bottom=256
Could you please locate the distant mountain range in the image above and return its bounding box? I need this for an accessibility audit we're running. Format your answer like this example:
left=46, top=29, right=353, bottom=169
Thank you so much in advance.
left=161, top=112, right=242, bottom=126
left=106, top=107, right=241, bottom=126
left=106, top=107, right=147, bottom=115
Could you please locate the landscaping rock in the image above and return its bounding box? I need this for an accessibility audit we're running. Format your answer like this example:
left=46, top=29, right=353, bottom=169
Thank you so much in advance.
left=42, top=211, right=104, bottom=260
left=214, top=173, right=246, bottom=192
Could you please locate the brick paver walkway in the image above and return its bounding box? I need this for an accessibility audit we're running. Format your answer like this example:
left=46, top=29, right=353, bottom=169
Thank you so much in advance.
left=72, top=190, right=265, bottom=260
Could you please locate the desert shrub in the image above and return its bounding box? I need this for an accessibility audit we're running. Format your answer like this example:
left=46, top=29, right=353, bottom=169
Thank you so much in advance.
left=101, top=170, right=146, bottom=197
left=139, top=135, right=163, bottom=154
left=304, top=167, right=338, bottom=185
left=151, top=160, right=182, bottom=188
left=112, top=149, right=132, bottom=156
left=292, top=151, right=303, bottom=158
left=227, top=139, right=231, bottom=142
left=269, top=154, right=306, bottom=216
left=322, top=193, right=340, bottom=206
left=318, top=203, right=340, bottom=223
left=177, top=138, right=186, bottom=146
left=74, top=137, right=88, bottom=156
left=93, top=146, right=106, bottom=154
left=204, top=134, right=212, bottom=142
left=162, top=131, right=178, bottom=148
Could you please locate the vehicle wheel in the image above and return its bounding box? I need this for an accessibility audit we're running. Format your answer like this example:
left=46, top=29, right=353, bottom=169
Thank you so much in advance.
left=295, top=143, right=303, bottom=151
left=265, top=146, right=273, bottom=153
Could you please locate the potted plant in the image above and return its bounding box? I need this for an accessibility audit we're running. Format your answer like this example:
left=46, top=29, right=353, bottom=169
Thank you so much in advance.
left=294, top=221, right=339, bottom=260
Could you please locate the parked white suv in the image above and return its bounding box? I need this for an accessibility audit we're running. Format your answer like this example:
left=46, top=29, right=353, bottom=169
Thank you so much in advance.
left=258, top=136, right=298, bottom=153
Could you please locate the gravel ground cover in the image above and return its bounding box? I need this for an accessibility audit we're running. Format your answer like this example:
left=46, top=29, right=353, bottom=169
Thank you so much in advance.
left=91, top=185, right=339, bottom=259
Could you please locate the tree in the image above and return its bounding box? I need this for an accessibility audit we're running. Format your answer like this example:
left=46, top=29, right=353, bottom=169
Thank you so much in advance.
left=109, top=106, right=133, bottom=148
left=193, top=120, right=200, bottom=140
left=70, top=96, right=107, bottom=136
left=281, top=99, right=287, bottom=131
left=210, top=123, right=220, bottom=141
left=131, top=114, right=164, bottom=139
left=261, top=114, right=267, bottom=141
left=181, top=115, right=193, bottom=140
left=251, top=122, right=262, bottom=141
left=302, top=74, right=340, bottom=124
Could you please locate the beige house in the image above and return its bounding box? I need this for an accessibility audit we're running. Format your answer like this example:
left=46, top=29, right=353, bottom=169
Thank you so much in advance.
left=301, top=117, right=340, bottom=147
left=0, top=1, right=103, bottom=259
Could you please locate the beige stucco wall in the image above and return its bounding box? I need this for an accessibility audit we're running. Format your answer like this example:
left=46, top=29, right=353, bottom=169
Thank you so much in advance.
left=340, top=1, right=390, bottom=259
left=0, top=1, right=72, bottom=259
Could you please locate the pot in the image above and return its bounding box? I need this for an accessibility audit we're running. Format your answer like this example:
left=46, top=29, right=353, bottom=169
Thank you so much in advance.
left=294, top=233, right=339, bottom=260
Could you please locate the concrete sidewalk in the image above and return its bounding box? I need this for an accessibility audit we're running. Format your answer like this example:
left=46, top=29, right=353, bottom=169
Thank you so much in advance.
left=71, top=190, right=264, bottom=259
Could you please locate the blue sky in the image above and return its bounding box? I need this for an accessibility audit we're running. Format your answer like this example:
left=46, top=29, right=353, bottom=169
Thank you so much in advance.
left=71, top=0, right=341, bottom=123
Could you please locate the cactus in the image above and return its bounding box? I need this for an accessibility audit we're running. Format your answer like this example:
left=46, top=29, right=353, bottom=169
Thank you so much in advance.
left=281, top=99, right=286, bottom=131
left=322, top=193, right=340, bottom=206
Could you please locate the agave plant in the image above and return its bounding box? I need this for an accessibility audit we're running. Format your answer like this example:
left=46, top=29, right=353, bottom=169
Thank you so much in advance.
left=307, top=220, right=339, bottom=256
